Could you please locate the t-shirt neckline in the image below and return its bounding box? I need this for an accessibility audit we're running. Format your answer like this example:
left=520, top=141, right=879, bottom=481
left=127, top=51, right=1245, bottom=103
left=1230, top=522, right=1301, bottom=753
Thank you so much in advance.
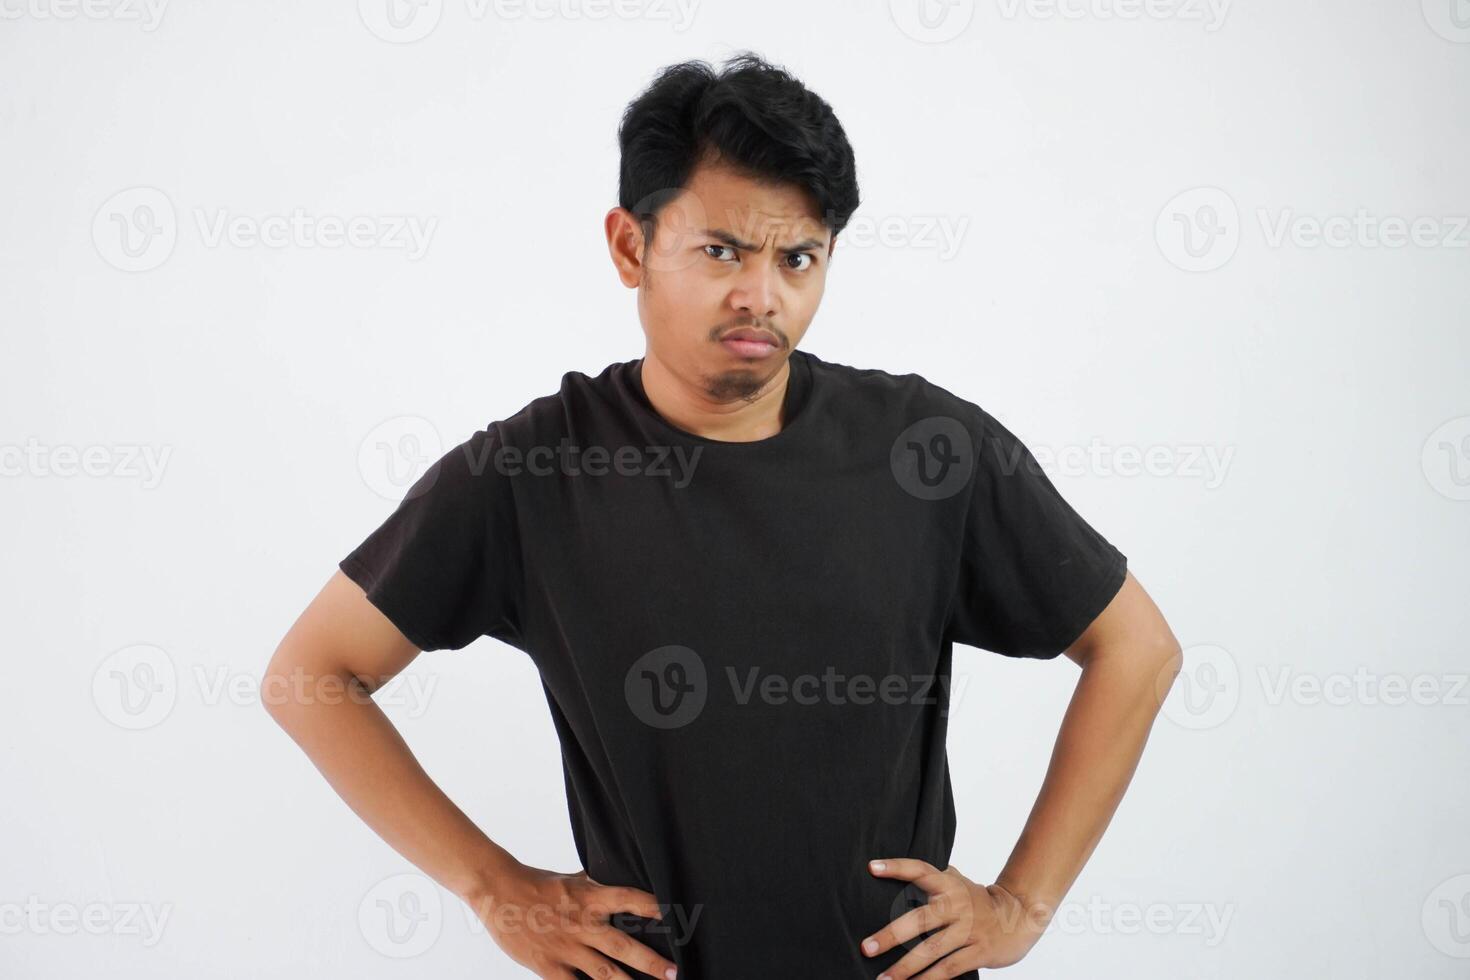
left=627, top=348, right=815, bottom=449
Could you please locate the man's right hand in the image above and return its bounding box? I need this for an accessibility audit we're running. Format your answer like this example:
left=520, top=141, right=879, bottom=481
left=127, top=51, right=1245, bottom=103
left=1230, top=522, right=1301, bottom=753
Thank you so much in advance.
left=467, top=862, right=678, bottom=980
left=263, top=572, right=676, bottom=979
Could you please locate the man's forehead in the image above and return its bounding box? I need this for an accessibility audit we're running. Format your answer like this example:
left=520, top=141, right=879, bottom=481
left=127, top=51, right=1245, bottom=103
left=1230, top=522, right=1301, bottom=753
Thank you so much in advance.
left=661, top=189, right=830, bottom=248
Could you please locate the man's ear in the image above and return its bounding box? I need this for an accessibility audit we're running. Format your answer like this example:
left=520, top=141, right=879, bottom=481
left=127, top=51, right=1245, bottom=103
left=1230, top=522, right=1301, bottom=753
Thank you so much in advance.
left=828, top=233, right=838, bottom=258
left=605, top=206, right=645, bottom=288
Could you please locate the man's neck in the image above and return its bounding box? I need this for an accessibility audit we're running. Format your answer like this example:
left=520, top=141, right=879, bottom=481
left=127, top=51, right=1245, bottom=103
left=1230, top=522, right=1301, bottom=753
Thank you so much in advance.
left=639, top=351, right=791, bottom=443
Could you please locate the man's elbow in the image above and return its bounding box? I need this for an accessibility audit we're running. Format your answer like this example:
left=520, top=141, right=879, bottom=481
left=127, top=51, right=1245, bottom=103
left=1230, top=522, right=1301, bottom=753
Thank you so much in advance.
left=259, top=663, right=292, bottom=725
left=260, top=642, right=312, bottom=726
left=1070, top=625, right=1183, bottom=687
left=1153, top=633, right=1185, bottom=686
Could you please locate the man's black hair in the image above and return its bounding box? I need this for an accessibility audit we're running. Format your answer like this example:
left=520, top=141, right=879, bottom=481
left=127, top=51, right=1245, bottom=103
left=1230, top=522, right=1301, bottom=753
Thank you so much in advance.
left=617, top=52, right=861, bottom=248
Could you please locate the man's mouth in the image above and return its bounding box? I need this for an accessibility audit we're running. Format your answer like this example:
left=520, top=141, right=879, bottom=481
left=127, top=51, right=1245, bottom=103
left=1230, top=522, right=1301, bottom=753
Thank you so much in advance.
left=720, top=327, right=782, bottom=359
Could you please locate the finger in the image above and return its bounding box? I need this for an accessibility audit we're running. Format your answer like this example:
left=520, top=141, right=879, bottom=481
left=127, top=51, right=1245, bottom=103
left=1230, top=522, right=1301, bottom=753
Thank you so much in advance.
left=587, top=926, right=678, bottom=980
left=881, top=925, right=969, bottom=980
left=588, top=884, right=666, bottom=921
left=566, top=948, right=635, bottom=980
left=868, top=858, right=941, bottom=883
left=861, top=900, right=945, bottom=957
left=872, top=866, right=952, bottom=910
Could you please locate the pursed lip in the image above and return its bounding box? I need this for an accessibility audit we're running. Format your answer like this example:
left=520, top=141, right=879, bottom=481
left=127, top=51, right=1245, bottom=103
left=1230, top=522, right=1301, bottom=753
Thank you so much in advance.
left=720, top=327, right=781, bottom=347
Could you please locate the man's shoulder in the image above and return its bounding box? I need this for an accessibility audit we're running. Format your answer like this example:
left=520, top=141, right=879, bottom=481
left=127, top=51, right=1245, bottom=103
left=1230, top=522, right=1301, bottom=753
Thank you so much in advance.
left=804, top=350, right=985, bottom=424
left=486, top=357, right=637, bottom=444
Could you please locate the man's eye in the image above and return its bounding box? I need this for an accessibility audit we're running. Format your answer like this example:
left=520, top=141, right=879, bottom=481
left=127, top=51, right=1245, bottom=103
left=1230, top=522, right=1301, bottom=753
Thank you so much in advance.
left=705, top=245, right=736, bottom=261
left=786, top=253, right=813, bottom=271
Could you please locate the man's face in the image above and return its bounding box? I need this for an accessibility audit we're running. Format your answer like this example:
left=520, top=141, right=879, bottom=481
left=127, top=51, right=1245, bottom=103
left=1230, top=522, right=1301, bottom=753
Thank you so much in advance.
left=612, top=160, right=835, bottom=402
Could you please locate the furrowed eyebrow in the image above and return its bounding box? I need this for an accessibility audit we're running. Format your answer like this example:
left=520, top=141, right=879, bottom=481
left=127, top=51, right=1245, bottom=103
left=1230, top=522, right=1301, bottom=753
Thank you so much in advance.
left=702, top=228, right=824, bottom=253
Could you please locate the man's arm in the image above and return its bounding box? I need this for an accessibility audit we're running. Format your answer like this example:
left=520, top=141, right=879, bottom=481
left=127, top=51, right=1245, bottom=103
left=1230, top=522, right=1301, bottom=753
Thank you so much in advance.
left=260, top=569, right=523, bottom=902
left=863, top=569, right=1181, bottom=976
left=261, top=570, right=680, bottom=980
left=994, top=568, right=1183, bottom=919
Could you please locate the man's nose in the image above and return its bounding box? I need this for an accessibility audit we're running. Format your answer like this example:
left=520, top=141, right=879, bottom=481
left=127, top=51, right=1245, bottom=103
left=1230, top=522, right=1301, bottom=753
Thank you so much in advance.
left=730, top=256, right=779, bottom=319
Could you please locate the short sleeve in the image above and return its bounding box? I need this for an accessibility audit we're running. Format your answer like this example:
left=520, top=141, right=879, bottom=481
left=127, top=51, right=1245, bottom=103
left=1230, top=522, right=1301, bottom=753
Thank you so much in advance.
left=945, top=407, right=1127, bottom=659
left=339, top=424, right=524, bottom=652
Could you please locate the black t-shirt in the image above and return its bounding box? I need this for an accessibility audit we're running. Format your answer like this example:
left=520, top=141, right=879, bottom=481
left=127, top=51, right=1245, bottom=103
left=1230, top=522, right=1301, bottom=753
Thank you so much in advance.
left=339, top=348, right=1127, bottom=979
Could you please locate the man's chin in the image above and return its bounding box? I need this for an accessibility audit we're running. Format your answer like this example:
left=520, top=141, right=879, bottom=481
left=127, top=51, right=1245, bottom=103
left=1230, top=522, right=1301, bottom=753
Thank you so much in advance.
left=704, top=357, right=787, bottom=402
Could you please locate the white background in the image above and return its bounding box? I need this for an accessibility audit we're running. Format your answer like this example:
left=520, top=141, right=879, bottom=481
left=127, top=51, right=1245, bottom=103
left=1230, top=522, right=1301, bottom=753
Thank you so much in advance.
left=3, top=0, right=1468, bottom=976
